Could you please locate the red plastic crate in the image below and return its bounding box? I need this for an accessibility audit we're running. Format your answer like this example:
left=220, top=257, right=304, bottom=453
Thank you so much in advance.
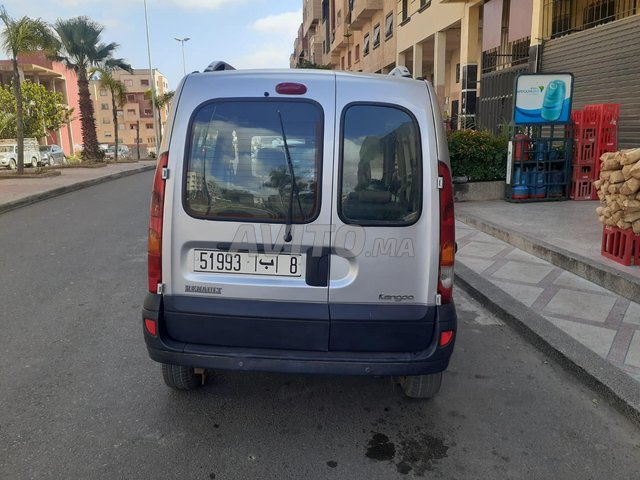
left=577, top=127, right=598, bottom=142
left=585, top=103, right=620, bottom=127
left=601, top=226, right=640, bottom=266
left=573, top=139, right=597, bottom=165
left=572, top=164, right=596, bottom=180
left=570, top=177, right=597, bottom=200
left=598, top=125, right=618, bottom=151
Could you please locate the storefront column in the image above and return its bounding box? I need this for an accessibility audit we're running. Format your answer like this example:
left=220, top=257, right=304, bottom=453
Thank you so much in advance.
left=434, top=31, right=447, bottom=112
left=397, top=50, right=406, bottom=68
left=412, top=43, right=423, bottom=79
left=460, top=3, right=480, bottom=127
left=529, top=0, right=545, bottom=72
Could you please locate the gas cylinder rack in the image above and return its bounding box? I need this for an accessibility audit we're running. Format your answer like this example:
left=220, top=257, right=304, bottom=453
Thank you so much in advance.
left=505, top=124, right=573, bottom=202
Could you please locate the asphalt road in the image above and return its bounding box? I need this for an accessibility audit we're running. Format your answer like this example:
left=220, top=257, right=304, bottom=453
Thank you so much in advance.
left=1, top=171, right=639, bottom=479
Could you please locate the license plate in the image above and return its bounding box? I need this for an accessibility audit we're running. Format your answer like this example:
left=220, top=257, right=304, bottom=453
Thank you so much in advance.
left=194, top=250, right=303, bottom=277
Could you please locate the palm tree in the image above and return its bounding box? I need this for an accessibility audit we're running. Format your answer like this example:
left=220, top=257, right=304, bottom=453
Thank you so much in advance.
left=92, top=60, right=132, bottom=162
left=0, top=7, right=57, bottom=174
left=54, top=17, right=129, bottom=161
left=145, top=89, right=175, bottom=144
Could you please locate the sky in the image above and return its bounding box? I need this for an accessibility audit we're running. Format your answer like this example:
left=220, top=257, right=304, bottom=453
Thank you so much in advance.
left=1, top=0, right=302, bottom=90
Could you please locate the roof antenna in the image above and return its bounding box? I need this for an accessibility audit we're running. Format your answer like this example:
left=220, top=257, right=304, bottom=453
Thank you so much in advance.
left=204, top=61, right=236, bottom=72
left=388, top=66, right=412, bottom=78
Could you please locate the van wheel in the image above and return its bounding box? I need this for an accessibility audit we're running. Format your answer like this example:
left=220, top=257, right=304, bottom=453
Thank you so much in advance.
left=32, top=157, right=39, bottom=168
left=397, top=372, right=442, bottom=399
left=161, top=363, right=203, bottom=390
left=9, top=159, right=16, bottom=170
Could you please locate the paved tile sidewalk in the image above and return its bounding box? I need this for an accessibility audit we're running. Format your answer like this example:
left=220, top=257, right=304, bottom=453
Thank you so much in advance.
left=456, top=220, right=640, bottom=384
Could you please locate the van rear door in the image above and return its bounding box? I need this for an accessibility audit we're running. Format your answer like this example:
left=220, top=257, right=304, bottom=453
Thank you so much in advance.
left=328, top=74, right=440, bottom=352
left=163, top=72, right=336, bottom=351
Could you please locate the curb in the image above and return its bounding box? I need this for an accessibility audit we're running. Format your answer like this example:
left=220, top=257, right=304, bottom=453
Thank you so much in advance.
left=0, top=163, right=156, bottom=216
left=455, top=262, right=640, bottom=427
left=456, top=212, right=640, bottom=304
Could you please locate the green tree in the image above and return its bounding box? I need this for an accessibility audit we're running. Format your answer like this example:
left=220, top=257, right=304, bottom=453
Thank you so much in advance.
left=296, top=59, right=331, bottom=70
left=144, top=89, right=174, bottom=144
left=0, top=80, right=68, bottom=139
left=54, top=16, right=129, bottom=161
left=91, top=60, right=132, bottom=162
left=0, top=7, right=57, bottom=174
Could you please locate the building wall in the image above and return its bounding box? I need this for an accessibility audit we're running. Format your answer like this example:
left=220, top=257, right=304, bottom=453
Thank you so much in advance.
left=541, top=14, right=640, bottom=149
left=90, top=69, right=169, bottom=155
left=0, top=52, right=82, bottom=156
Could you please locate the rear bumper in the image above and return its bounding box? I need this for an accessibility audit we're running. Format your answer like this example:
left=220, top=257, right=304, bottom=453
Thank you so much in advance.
left=142, top=294, right=457, bottom=376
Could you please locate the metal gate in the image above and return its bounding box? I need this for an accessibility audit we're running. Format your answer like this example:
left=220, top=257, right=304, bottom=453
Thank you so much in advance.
left=476, top=65, right=528, bottom=134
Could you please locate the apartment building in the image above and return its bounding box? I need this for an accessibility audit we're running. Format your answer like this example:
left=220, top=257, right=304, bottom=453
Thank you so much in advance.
left=90, top=68, right=169, bottom=155
left=293, top=0, right=640, bottom=141
left=0, top=52, right=82, bottom=155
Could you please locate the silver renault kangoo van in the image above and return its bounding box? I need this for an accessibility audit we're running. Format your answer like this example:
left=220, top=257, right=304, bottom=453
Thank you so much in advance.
left=142, top=65, right=457, bottom=399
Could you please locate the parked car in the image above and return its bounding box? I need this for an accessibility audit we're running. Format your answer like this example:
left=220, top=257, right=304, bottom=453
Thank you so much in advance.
left=105, top=145, right=130, bottom=160
left=142, top=66, right=457, bottom=398
left=0, top=138, right=41, bottom=169
left=39, top=144, right=66, bottom=166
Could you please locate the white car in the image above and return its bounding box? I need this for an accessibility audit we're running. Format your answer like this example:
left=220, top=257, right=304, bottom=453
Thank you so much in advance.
left=0, top=140, right=41, bottom=169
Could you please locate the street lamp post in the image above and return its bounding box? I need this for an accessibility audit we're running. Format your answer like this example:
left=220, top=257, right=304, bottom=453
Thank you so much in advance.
left=174, top=37, right=190, bottom=76
left=143, top=0, right=160, bottom=156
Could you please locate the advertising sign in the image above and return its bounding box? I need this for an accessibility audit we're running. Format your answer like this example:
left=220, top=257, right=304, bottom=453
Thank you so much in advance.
left=513, top=73, right=574, bottom=125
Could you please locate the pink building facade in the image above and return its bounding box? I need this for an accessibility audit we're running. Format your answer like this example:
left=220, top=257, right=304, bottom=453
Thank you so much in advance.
left=0, top=52, right=82, bottom=156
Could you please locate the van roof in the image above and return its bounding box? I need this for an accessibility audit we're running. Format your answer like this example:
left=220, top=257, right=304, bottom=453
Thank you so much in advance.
left=187, top=68, right=423, bottom=86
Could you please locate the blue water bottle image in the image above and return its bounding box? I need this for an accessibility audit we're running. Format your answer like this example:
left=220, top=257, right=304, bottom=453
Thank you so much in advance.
left=541, top=80, right=566, bottom=121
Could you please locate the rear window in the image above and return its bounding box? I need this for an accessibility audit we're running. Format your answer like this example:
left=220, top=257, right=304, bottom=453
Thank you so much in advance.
left=339, top=104, right=422, bottom=225
left=184, top=100, right=323, bottom=222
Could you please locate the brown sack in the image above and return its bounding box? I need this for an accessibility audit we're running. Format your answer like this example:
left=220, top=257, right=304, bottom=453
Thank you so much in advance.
left=616, top=220, right=632, bottom=230
left=629, top=160, right=640, bottom=180
left=600, top=152, right=617, bottom=162
left=594, top=179, right=603, bottom=190
left=623, top=211, right=640, bottom=223
left=602, top=157, right=622, bottom=171
left=620, top=177, right=640, bottom=196
left=620, top=148, right=640, bottom=166
left=633, top=220, right=640, bottom=234
left=612, top=211, right=623, bottom=223
left=610, top=200, right=622, bottom=213
left=623, top=198, right=640, bottom=209
left=609, top=170, right=625, bottom=183
left=608, top=182, right=623, bottom=194
left=622, top=164, right=634, bottom=181
left=600, top=170, right=613, bottom=181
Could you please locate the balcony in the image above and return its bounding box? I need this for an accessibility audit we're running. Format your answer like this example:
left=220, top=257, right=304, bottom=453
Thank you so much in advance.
left=303, top=0, right=322, bottom=36
left=349, top=0, right=383, bottom=30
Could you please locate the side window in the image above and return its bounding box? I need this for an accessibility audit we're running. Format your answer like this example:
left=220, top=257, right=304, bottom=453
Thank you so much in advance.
left=184, top=100, right=323, bottom=222
left=340, top=104, right=421, bottom=225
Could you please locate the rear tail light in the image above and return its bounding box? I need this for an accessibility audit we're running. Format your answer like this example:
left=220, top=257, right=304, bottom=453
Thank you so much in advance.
left=439, top=330, right=454, bottom=347
left=148, top=152, right=168, bottom=293
left=144, top=318, right=158, bottom=336
left=438, top=161, right=455, bottom=304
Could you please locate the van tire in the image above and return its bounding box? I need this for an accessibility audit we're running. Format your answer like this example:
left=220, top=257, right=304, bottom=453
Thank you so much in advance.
left=9, top=159, right=16, bottom=170
left=31, top=157, right=39, bottom=168
left=398, top=372, right=442, bottom=399
left=161, top=363, right=202, bottom=390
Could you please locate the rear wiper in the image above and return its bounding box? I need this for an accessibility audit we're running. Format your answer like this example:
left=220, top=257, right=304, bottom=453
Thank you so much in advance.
left=277, top=110, right=304, bottom=243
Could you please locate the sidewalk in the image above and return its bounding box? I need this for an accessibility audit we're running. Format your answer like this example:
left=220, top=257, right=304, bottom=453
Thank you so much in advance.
left=0, top=160, right=156, bottom=214
left=455, top=200, right=640, bottom=422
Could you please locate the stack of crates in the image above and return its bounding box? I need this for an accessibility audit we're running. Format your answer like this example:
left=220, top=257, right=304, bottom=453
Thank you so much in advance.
left=570, top=103, right=620, bottom=200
